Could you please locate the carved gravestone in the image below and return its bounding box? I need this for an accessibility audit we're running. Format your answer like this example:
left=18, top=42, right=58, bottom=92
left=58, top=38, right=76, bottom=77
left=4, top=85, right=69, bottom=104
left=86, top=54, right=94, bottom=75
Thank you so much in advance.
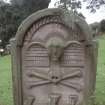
left=11, top=8, right=98, bottom=105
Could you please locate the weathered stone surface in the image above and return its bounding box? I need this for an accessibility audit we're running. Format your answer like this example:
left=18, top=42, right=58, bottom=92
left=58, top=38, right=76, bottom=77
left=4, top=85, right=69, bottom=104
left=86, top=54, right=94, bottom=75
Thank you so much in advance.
left=11, top=8, right=98, bottom=105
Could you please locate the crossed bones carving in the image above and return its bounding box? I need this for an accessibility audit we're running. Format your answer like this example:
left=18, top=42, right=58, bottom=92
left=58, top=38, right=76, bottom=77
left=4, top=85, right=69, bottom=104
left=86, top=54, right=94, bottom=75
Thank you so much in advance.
left=27, top=68, right=82, bottom=92
left=26, top=40, right=83, bottom=92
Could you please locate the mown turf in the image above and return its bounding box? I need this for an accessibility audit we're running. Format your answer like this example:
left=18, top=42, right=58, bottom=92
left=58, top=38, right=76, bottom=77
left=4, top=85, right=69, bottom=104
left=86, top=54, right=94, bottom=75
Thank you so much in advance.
left=0, top=55, right=13, bottom=105
left=95, top=36, right=105, bottom=105
left=0, top=37, right=105, bottom=105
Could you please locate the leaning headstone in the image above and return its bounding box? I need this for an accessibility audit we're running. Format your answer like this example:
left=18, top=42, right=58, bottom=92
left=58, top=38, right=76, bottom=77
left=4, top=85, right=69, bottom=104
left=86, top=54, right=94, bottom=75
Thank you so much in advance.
left=11, top=8, right=98, bottom=105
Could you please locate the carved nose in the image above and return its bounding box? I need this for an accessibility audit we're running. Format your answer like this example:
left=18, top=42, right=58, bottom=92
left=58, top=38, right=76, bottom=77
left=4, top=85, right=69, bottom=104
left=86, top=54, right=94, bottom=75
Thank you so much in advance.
left=51, top=76, right=59, bottom=80
left=51, top=76, right=60, bottom=83
left=48, top=71, right=61, bottom=83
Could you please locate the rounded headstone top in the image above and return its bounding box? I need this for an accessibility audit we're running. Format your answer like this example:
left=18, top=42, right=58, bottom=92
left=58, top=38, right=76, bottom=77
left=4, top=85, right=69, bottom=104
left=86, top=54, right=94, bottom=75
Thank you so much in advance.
left=15, top=8, right=93, bottom=46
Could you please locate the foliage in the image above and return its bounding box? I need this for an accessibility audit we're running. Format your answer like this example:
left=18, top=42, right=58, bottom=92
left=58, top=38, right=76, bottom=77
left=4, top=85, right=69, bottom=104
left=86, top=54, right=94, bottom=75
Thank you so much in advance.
left=0, top=0, right=50, bottom=48
left=100, top=19, right=105, bottom=33
left=56, top=0, right=105, bottom=13
left=84, top=0, right=105, bottom=13
left=90, top=19, right=105, bottom=38
left=11, top=0, right=50, bottom=15
left=55, top=0, right=84, bottom=19
left=0, top=4, right=21, bottom=47
left=90, top=22, right=99, bottom=37
left=55, top=0, right=81, bottom=11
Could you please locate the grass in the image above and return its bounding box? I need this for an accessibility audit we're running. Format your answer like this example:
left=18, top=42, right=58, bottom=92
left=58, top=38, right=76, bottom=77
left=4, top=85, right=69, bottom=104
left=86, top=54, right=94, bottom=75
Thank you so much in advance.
left=0, top=56, right=13, bottom=105
left=0, top=37, right=105, bottom=105
left=95, top=36, right=105, bottom=105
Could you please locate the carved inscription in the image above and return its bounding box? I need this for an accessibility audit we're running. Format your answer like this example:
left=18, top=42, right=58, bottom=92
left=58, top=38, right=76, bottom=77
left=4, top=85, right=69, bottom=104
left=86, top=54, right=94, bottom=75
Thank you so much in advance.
left=24, top=96, right=35, bottom=105
left=69, top=95, right=78, bottom=105
left=49, top=93, right=61, bottom=105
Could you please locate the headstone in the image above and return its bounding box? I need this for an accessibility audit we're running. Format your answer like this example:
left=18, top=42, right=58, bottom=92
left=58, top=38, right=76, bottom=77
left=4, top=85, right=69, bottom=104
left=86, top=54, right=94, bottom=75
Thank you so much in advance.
left=11, top=8, right=98, bottom=105
left=6, top=44, right=11, bottom=54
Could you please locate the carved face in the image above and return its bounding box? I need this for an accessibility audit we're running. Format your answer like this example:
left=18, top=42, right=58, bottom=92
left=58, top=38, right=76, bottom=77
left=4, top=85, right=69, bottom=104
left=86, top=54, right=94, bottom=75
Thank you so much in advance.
left=46, top=37, right=64, bottom=61
left=48, top=45, right=63, bottom=61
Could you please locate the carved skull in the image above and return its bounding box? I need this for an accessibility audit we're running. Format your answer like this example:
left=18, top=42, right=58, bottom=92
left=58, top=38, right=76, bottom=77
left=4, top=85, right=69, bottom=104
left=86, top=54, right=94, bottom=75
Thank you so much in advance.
left=46, top=37, right=64, bottom=61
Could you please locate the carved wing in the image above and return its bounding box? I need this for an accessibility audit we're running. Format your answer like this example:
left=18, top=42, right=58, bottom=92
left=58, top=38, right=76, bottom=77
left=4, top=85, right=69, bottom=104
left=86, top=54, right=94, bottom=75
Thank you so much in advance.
left=61, top=42, right=85, bottom=68
left=24, top=43, right=49, bottom=69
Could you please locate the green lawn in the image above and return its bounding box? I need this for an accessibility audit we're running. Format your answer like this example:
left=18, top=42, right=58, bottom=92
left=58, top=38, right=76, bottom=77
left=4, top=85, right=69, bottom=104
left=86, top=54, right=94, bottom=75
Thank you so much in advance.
left=95, top=37, right=105, bottom=105
left=0, top=37, right=105, bottom=105
left=0, top=55, right=13, bottom=105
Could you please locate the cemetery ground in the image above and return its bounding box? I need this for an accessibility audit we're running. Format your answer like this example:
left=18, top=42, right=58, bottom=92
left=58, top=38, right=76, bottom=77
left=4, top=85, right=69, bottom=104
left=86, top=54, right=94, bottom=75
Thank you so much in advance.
left=0, top=37, right=105, bottom=105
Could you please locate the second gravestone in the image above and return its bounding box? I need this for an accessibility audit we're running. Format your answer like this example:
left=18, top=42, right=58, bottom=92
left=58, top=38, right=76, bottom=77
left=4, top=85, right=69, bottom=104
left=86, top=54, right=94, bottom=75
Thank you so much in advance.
left=11, top=8, right=98, bottom=105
